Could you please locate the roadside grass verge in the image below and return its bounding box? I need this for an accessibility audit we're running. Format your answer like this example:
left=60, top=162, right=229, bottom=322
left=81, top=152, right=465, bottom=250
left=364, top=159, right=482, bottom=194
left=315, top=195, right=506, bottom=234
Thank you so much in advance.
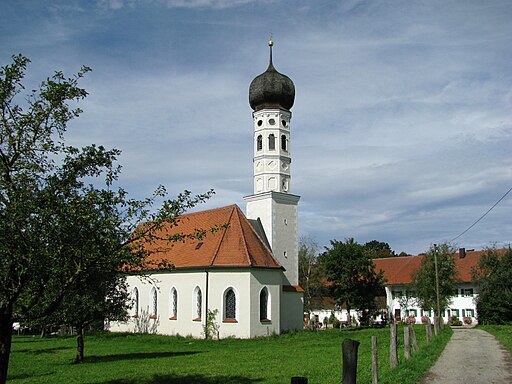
left=478, top=324, right=512, bottom=354
left=9, top=325, right=451, bottom=384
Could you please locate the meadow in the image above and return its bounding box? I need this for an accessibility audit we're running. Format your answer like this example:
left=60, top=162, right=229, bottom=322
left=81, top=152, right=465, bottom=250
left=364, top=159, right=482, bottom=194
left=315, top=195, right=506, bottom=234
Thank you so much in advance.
left=478, top=324, right=512, bottom=354
left=9, top=325, right=452, bottom=384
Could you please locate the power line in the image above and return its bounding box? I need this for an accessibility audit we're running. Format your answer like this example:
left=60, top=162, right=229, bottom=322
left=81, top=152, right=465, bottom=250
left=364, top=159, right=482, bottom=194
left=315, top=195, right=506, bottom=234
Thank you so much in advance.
left=449, top=185, right=512, bottom=243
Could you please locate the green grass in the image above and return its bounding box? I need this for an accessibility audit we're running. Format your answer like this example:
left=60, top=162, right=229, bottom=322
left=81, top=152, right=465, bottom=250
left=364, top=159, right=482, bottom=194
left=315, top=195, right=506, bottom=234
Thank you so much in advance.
left=478, top=324, right=512, bottom=354
left=8, top=326, right=452, bottom=384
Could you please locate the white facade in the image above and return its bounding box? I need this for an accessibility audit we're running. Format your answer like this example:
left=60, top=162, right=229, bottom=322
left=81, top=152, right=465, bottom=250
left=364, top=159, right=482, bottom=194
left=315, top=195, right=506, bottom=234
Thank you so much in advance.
left=110, top=269, right=283, bottom=338
left=245, top=192, right=299, bottom=285
left=386, top=284, right=478, bottom=325
left=251, top=109, right=292, bottom=194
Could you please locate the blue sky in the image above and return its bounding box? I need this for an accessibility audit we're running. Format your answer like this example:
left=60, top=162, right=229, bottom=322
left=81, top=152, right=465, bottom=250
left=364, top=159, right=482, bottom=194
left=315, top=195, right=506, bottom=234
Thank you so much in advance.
left=2, top=0, right=511, bottom=255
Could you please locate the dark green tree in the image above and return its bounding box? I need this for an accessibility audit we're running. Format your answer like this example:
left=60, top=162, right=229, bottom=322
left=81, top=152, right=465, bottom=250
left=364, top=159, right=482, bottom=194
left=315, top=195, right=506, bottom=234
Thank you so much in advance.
left=298, top=236, right=323, bottom=315
left=319, top=238, right=385, bottom=326
left=473, top=247, right=512, bottom=324
left=364, top=240, right=396, bottom=258
left=0, top=54, right=212, bottom=380
left=412, top=243, right=457, bottom=320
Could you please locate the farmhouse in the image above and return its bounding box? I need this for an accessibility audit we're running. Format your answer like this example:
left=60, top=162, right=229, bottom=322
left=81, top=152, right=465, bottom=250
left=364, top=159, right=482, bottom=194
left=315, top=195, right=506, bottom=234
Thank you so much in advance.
left=109, top=40, right=303, bottom=338
left=373, top=248, right=506, bottom=324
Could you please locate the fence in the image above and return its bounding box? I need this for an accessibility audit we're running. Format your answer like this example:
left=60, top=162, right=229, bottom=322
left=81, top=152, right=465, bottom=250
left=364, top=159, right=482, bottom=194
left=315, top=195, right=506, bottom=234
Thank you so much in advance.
left=291, top=317, right=443, bottom=383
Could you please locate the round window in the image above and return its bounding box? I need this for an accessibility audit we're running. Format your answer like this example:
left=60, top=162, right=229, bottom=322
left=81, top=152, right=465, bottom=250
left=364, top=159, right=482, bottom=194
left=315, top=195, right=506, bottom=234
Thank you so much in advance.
left=281, top=120, right=287, bottom=127
left=268, top=118, right=276, bottom=125
left=257, top=120, right=263, bottom=127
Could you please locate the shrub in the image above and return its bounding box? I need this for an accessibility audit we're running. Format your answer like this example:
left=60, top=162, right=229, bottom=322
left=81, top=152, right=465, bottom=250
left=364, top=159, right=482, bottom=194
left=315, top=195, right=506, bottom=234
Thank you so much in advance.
left=421, top=315, right=430, bottom=324
left=463, top=316, right=472, bottom=325
left=449, top=316, right=463, bottom=326
left=406, top=315, right=417, bottom=324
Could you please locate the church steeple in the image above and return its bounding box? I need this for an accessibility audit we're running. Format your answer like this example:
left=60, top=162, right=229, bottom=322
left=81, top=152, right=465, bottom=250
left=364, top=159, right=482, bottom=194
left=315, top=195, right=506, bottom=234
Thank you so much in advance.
left=245, top=39, right=300, bottom=286
left=248, top=39, right=294, bottom=195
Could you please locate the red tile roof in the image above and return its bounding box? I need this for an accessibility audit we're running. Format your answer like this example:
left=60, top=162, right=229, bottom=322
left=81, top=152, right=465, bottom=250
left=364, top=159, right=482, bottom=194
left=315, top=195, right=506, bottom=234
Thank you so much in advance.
left=139, top=205, right=282, bottom=270
left=373, top=249, right=506, bottom=285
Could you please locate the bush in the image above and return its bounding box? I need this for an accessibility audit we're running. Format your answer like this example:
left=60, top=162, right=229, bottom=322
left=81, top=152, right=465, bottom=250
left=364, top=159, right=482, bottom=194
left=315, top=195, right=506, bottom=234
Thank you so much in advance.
left=421, top=315, right=430, bottom=324
left=406, top=316, right=416, bottom=324
left=463, top=316, right=472, bottom=325
left=449, top=316, right=463, bottom=326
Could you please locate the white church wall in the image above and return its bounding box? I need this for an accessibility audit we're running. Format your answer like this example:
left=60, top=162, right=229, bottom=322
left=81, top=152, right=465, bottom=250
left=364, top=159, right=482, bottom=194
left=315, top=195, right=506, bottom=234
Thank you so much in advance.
left=208, top=270, right=252, bottom=339
left=110, top=269, right=286, bottom=339
left=280, top=290, right=304, bottom=331
left=249, top=269, right=282, bottom=337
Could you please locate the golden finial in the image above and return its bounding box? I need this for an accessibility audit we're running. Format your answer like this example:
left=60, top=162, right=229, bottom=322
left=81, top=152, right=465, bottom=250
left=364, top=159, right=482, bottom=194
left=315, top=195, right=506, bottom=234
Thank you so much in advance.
left=269, top=32, right=273, bottom=47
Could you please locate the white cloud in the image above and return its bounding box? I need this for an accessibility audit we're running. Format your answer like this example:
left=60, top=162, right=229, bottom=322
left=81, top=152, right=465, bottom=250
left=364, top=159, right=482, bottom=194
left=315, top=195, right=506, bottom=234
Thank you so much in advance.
left=2, top=0, right=511, bottom=255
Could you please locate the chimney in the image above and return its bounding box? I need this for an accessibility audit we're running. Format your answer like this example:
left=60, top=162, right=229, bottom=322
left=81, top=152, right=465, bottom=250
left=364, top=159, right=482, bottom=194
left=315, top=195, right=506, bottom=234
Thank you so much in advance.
left=459, top=248, right=466, bottom=259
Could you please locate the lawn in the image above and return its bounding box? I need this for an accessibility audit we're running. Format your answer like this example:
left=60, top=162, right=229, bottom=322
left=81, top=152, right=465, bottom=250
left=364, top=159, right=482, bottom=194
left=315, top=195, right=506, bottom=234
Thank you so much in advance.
left=8, top=326, right=452, bottom=384
left=478, top=324, right=512, bottom=354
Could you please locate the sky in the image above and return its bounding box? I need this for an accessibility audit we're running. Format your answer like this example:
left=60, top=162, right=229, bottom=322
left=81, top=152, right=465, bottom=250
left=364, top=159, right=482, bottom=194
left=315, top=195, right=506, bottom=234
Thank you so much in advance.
left=1, top=0, right=511, bottom=255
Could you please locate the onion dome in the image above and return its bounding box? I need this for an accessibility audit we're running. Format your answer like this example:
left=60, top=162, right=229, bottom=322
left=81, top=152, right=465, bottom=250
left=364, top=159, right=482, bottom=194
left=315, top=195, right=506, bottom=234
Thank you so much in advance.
left=249, top=39, right=295, bottom=111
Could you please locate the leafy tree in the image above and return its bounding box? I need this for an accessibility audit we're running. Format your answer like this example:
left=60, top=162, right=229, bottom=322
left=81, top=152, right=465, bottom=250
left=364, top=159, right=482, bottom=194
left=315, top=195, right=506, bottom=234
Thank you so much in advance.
left=412, top=243, right=457, bottom=320
left=364, top=240, right=396, bottom=258
left=0, top=55, right=212, bottom=379
left=319, top=238, right=385, bottom=326
left=473, top=247, right=512, bottom=324
left=298, top=236, right=323, bottom=314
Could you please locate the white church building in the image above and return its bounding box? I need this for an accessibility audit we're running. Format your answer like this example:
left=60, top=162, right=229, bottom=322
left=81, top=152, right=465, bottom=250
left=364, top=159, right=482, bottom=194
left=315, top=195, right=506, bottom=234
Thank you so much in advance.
left=110, top=40, right=303, bottom=338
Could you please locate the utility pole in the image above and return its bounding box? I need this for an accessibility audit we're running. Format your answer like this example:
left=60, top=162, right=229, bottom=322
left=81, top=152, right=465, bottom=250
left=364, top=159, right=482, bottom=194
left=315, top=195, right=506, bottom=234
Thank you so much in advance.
left=433, top=244, right=441, bottom=330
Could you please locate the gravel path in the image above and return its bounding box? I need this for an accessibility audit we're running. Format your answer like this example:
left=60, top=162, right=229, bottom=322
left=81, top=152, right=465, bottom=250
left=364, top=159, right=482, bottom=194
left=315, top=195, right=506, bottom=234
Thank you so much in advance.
left=421, top=328, right=512, bottom=384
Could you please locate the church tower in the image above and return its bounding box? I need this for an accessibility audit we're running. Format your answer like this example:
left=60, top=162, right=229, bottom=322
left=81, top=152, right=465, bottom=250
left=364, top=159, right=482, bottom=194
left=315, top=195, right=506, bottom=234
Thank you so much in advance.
left=244, top=39, right=300, bottom=286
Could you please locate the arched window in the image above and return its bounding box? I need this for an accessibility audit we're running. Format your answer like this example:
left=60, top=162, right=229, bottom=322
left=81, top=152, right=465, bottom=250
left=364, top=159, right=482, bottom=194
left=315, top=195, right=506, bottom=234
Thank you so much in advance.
left=170, top=287, right=178, bottom=319
left=260, top=287, right=270, bottom=321
left=224, top=288, right=236, bottom=321
left=131, top=287, right=139, bottom=317
left=257, top=135, right=263, bottom=151
left=281, top=135, right=287, bottom=151
left=150, top=287, right=158, bottom=319
left=193, top=286, right=202, bottom=320
left=268, top=134, right=275, bottom=150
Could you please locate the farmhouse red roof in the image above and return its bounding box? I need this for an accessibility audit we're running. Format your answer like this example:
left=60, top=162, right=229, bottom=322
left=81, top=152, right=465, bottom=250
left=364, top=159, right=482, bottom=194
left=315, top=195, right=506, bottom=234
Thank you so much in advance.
left=373, top=249, right=506, bottom=285
left=140, top=204, right=282, bottom=270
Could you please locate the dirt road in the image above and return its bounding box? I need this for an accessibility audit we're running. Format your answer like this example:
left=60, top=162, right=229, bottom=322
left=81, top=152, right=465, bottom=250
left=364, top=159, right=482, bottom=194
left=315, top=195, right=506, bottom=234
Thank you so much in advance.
left=421, top=328, right=512, bottom=384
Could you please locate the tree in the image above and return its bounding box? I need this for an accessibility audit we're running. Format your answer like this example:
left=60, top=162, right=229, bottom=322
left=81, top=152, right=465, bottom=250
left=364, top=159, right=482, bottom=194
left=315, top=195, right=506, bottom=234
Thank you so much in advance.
left=319, top=238, right=385, bottom=326
left=364, top=240, right=396, bottom=258
left=412, top=243, right=457, bottom=321
left=0, top=55, right=213, bottom=380
left=298, top=236, right=323, bottom=315
left=473, top=247, right=512, bottom=324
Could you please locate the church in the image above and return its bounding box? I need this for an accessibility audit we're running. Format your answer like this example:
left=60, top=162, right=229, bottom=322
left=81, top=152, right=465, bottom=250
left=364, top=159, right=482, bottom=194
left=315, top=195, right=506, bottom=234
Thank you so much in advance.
left=110, top=40, right=304, bottom=338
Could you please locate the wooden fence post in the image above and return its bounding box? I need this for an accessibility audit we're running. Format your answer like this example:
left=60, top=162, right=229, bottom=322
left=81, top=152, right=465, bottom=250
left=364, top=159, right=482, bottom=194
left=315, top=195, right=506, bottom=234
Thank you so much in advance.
left=342, top=338, right=360, bottom=384
left=410, top=324, right=419, bottom=353
left=404, top=325, right=411, bottom=360
left=434, top=316, right=439, bottom=336
left=390, top=323, right=398, bottom=368
left=372, top=336, right=378, bottom=384
left=291, top=377, right=308, bottom=384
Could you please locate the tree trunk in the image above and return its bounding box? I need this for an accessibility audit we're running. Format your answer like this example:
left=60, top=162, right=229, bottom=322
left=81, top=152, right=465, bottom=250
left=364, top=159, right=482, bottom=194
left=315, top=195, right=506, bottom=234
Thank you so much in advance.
left=0, top=307, right=14, bottom=384
left=75, top=326, right=84, bottom=364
